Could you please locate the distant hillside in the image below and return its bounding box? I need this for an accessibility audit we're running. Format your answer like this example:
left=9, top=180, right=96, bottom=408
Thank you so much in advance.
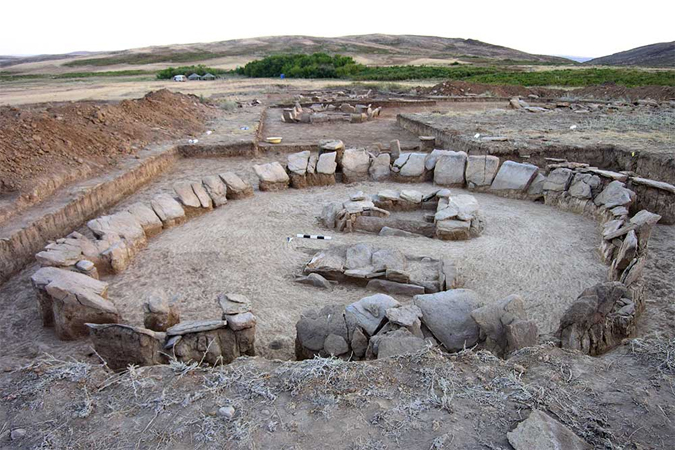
left=2, top=35, right=572, bottom=72
left=586, top=42, right=675, bottom=67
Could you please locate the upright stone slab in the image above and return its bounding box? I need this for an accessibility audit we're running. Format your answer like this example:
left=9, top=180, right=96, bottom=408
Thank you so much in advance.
left=395, top=153, right=427, bottom=179
left=253, top=162, right=290, bottom=191
left=465, top=155, right=499, bottom=188
left=594, top=180, right=636, bottom=209
left=369, top=153, right=391, bottom=181
left=150, top=194, right=186, bottom=227
left=87, top=324, right=167, bottom=371
left=31, top=267, right=119, bottom=340
left=342, top=148, right=371, bottom=183
left=287, top=151, right=312, bottom=188
left=127, top=202, right=163, bottom=237
left=202, top=175, right=228, bottom=207
left=173, top=181, right=202, bottom=209
left=434, top=152, right=468, bottom=186
left=191, top=182, right=213, bottom=209
left=490, top=161, right=539, bottom=192
left=543, top=168, right=574, bottom=192
left=424, top=150, right=453, bottom=171
left=413, top=289, right=481, bottom=351
left=219, top=172, right=254, bottom=199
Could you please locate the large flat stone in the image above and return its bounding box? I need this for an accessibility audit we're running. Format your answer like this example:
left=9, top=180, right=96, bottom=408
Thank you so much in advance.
left=507, top=410, right=591, bottom=450
left=433, top=152, right=467, bottom=186
left=490, top=161, right=539, bottom=191
left=465, top=155, right=499, bottom=187
left=413, top=289, right=481, bottom=351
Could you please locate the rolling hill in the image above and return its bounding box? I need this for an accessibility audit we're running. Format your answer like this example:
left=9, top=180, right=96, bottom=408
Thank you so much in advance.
left=2, top=35, right=573, bottom=74
left=586, top=41, right=675, bottom=67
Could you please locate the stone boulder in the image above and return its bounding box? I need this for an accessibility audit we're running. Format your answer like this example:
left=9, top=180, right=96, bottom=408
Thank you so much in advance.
left=253, top=162, right=290, bottom=191
left=435, top=219, right=471, bottom=240
left=558, top=282, right=637, bottom=356
left=143, top=291, right=180, bottom=332
left=372, top=328, right=427, bottom=359
left=202, top=175, right=228, bottom=207
left=35, top=233, right=103, bottom=270
left=471, top=294, right=537, bottom=356
left=433, top=152, right=467, bottom=186
left=295, top=273, right=333, bottom=290
left=87, top=324, right=166, bottom=371
left=594, top=180, right=636, bottom=209
left=342, top=148, right=371, bottom=183
left=507, top=410, right=591, bottom=450
left=223, top=312, right=257, bottom=331
left=568, top=173, right=601, bottom=199
left=490, top=161, right=539, bottom=192
left=87, top=211, right=147, bottom=254
left=465, top=155, right=500, bottom=188
left=543, top=168, right=574, bottom=192
left=167, top=320, right=244, bottom=365
left=319, top=139, right=345, bottom=167
left=31, top=267, right=119, bottom=340
left=296, top=304, right=349, bottom=359
left=413, top=289, right=481, bottom=351
left=127, top=202, right=163, bottom=237
left=219, top=172, right=254, bottom=199
left=151, top=193, right=186, bottom=227
left=345, top=294, right=400, bottom=338
left=304, top=251, right=345, bottom=280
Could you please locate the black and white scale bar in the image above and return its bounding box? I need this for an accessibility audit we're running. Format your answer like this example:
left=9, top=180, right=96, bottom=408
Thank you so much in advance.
left=296, top=234, right=332, bottom=240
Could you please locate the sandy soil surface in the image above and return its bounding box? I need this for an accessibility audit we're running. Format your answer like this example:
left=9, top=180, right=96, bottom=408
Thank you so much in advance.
left=0, top=77, right=437, bottom=106
left=404, top=103, right=675, bottom=154
left=262, top=102, right=505, bottom=149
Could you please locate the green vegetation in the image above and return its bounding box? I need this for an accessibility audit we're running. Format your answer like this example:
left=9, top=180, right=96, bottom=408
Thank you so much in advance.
left=236, top=53, right=675, bottom=87
left=235, top=53, right=359, bottom=78
left=467, top=68, right=675, bottom=87
left=156, top=65, right=227, bottom=80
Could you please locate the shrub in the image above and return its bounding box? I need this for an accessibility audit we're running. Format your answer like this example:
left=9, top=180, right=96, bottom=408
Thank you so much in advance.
left=156, top=65, right=227, bottom=80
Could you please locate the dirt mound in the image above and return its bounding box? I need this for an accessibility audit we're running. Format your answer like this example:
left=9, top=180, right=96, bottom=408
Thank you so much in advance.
left=422, top=80, right=560, bottom=98
left=0, top=89, right=216, bottom=195
left=571, top=83, right=675, bottom=101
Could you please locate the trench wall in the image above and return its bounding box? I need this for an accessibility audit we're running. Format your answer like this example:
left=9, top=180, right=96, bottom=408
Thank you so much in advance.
left=0, top=140, right=261, bottom=285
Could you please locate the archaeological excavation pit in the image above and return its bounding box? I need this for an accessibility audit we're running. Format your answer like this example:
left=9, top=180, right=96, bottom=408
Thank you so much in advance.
left=2, top=95, right=667, bottom=372
left=26, top=153, right=620, bottom=362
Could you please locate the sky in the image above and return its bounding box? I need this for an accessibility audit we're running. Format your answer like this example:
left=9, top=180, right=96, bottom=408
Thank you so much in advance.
left=1, top=0, right=673, bottom=57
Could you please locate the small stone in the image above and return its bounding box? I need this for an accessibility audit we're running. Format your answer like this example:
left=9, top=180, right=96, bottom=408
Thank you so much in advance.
left=11, top=429, right=27, bottom=440
left=224, top=312, right=257, bottom=331
left=400, top=190, right=424, bottom=203
left=218, top=406, right=236, bottom=420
